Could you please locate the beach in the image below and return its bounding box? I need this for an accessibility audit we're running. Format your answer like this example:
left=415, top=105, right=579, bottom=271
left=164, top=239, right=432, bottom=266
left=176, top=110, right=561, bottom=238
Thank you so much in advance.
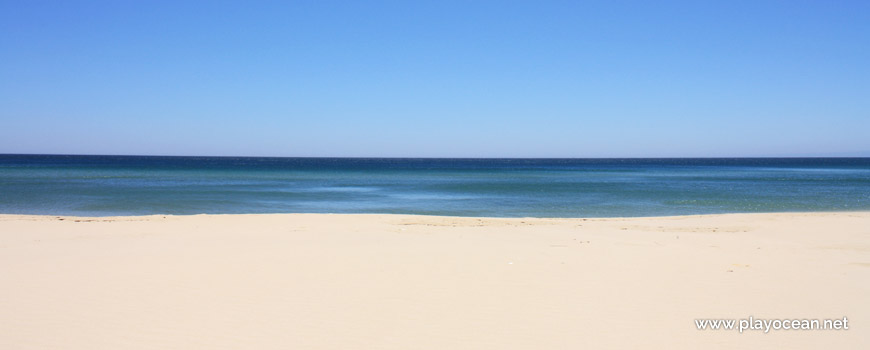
left=1, top=212, right=867, bottom=349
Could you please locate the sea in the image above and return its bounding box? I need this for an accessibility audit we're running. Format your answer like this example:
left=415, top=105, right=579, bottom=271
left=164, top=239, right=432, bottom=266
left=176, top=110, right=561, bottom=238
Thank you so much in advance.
left=1, top=155, right=869, bottom=217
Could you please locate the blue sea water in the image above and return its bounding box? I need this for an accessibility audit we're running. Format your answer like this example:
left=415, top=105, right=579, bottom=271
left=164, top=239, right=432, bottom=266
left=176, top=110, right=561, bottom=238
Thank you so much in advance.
left=1, top=155, right=869, bottom=217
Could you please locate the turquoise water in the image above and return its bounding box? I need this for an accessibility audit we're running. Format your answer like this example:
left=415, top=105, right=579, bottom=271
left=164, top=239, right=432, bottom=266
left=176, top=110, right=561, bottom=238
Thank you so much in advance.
left=1, top=155, right=869, bottom=217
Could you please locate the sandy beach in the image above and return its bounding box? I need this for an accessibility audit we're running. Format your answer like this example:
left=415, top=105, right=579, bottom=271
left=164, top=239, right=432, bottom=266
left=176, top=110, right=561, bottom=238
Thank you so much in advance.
left=1, top=212, right=868, bottom=349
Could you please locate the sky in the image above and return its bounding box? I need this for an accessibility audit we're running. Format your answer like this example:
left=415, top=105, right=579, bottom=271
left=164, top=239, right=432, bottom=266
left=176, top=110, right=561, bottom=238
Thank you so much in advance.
left=1, top=0, right=868, bottom=157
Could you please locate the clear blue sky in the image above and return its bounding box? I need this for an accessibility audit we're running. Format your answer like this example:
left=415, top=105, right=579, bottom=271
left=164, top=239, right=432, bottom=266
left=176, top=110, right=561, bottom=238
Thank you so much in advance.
left=1, top=1, right=868, bottom=157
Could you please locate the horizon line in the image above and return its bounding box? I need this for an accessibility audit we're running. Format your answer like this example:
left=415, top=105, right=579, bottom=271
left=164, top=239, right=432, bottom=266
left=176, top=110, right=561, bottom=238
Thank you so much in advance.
left=2, top=153, right=870, bottom=160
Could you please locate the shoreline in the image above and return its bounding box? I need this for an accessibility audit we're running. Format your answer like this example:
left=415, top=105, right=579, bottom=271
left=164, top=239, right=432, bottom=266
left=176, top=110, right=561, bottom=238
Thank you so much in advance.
left=3, top=209, right=870, bottom=220
left=2, top=211, right=868, bottom=349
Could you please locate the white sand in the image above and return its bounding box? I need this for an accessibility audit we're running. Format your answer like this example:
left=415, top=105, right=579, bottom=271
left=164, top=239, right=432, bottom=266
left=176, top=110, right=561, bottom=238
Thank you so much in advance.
left=1, top=212, right=868, bottom=349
